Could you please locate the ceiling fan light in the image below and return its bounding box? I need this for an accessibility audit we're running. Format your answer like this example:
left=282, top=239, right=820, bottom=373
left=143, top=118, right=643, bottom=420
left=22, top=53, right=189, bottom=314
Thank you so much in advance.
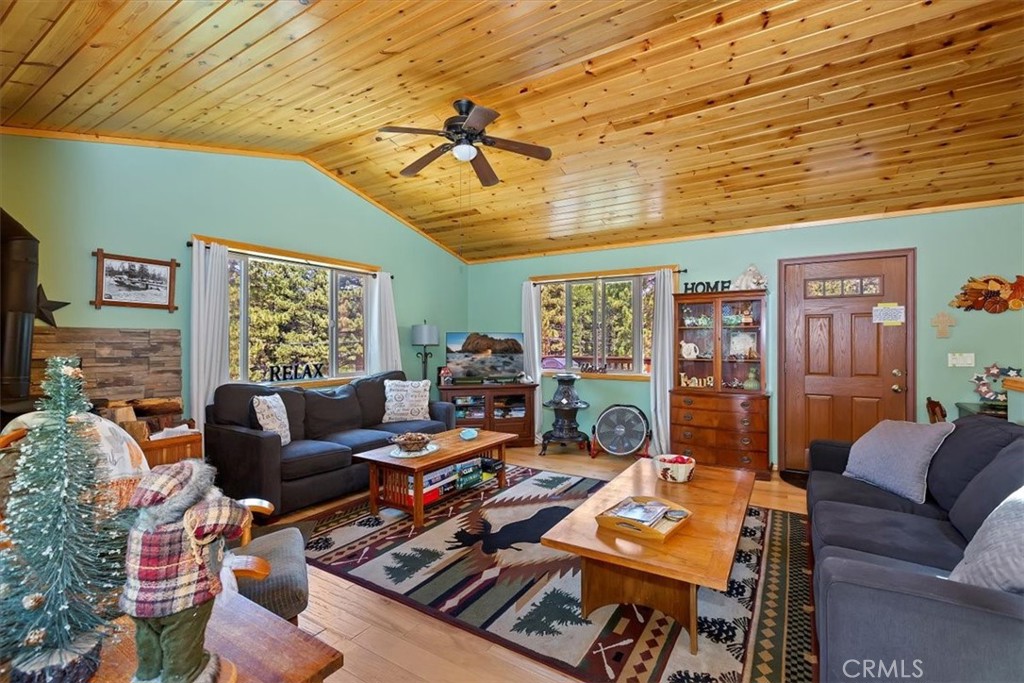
left=452, top=142, right=478, bottom=162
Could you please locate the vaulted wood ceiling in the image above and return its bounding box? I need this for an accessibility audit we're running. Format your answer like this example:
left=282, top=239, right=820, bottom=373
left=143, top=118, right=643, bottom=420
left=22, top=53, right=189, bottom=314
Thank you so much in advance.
left=2, top=0, right=1022, bottom=262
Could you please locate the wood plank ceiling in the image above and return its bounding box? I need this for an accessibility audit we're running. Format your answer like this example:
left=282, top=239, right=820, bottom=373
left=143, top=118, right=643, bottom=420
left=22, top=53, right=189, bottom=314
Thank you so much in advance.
left=2, top=0, right=1022, bottom=263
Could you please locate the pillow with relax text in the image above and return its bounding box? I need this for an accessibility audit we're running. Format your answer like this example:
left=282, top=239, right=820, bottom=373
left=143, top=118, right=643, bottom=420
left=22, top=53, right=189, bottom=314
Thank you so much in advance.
left=251, top=393, right=292, bottom=446
left=842, top=420, right=955, bottom=503
left=382, top=379, right=431, bottom=423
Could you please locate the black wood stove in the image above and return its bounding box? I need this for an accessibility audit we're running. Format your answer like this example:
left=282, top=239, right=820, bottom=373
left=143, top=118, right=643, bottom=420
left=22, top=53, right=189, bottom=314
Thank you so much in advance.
left=540, top=373, right=591, bottom=455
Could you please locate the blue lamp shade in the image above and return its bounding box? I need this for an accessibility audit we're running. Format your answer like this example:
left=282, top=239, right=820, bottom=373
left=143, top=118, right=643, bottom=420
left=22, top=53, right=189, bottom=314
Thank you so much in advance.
left=411, top=324, right=439, bottom=347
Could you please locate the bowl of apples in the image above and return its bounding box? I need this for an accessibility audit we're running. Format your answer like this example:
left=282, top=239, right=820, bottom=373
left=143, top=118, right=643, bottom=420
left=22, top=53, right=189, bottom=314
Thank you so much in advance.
left=655, top=454, right=696, bottom=483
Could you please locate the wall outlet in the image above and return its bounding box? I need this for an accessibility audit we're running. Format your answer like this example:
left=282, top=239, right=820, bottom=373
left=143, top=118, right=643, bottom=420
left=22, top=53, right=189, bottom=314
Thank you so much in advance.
left=948, top=353, right=975, bottom=368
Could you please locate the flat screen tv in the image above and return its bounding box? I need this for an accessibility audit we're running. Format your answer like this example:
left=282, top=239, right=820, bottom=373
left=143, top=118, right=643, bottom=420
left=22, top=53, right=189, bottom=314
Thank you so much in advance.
left=445, top=332, right=525, bottom=380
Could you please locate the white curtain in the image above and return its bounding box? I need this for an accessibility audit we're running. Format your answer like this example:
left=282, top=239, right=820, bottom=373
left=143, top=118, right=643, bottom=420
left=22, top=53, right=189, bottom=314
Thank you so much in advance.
left=367, top=272, right=402, bottom=373
left=649, top=268, right=675, bottom=453
left=521, top=281, right=544, bottom=443
left=190, top=239, right=230, bottom=435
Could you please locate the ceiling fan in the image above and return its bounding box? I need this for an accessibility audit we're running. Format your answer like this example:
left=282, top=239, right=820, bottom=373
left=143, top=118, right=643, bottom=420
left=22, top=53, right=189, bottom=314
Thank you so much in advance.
left=379, top=99, right=552, bottom=187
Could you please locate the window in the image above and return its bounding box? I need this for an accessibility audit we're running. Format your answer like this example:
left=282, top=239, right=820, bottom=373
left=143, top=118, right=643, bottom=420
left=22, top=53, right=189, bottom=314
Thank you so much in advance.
left=538, top=273, right=656, bottom=375
left=228, top=252, right=368, bottom=383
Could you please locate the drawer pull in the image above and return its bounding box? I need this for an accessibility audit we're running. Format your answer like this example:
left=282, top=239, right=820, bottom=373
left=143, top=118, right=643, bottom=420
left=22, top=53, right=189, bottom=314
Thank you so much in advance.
left=741, top=437, right=752, bottom=446
left=740, top=400, right=751, bottom=409
left=683, top=398, right=694, bottom=406
left=683, top=431, right=693, bottom=439
left=740, top=418, right=751, bottom=427
left=683, top=413, right=693, bottom=422
left=740, top=456, right=752, bottom=464
left=683, top=448, right=693, bottom=457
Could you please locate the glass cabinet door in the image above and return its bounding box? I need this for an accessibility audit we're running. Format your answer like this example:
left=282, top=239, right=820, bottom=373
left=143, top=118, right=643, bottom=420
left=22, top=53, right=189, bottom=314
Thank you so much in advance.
left=452, top=394, right=486, bottom=421
left=720, top=298, right=763, bottom=392
left=492, top=392, right=527, bottom=421
left=677, top=301, right=716, bottom=390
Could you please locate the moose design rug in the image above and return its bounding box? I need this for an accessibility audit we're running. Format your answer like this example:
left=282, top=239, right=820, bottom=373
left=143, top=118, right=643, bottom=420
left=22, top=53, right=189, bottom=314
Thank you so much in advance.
left=305, top=466, right=809, bottom=683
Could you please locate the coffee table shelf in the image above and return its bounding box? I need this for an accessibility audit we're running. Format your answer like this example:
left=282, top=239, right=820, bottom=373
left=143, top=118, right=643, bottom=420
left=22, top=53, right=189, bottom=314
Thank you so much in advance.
left=355, top=429, right=516, bottom=527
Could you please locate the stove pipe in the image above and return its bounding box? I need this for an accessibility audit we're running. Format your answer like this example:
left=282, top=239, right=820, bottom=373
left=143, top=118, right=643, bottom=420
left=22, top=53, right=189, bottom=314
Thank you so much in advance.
left=1, top=208, right=39, bottom=409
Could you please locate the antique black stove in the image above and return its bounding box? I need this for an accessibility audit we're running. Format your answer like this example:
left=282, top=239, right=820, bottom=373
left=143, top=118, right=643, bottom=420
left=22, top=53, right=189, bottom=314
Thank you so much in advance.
left=540, top=373, right=590, bottom=455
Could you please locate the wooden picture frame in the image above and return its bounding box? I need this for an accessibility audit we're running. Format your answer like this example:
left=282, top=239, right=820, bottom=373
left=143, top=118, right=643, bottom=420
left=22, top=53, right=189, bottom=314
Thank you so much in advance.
left=90, top=249, right=179, bottom=312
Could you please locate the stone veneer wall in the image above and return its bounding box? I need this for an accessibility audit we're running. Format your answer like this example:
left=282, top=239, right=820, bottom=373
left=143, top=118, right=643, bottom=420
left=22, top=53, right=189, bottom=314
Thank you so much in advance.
left=30, top=327, right=181, bottom=401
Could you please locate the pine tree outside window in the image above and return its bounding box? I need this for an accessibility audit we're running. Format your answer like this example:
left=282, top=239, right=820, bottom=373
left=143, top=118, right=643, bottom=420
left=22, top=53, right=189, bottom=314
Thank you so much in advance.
left=228, top=252, right=369, bottom=383
left=538, top=273, right=655, bottom=375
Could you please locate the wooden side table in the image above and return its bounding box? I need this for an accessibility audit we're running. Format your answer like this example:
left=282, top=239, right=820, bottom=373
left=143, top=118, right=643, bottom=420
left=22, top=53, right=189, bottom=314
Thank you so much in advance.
left=139, top=432, right=203, bottom=467
left=96, top=593, right=343, bottom=682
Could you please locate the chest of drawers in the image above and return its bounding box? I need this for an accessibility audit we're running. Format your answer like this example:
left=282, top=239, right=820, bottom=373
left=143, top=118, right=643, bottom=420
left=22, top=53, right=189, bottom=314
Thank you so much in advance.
left=669, top=391, right=770, bottom=480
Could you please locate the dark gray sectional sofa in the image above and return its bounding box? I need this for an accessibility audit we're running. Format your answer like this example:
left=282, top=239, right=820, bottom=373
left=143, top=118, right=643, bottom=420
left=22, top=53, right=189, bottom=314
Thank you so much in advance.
left=205, top=370, right=455, bottom=515
left=807, top=414, right=1024, bottom=682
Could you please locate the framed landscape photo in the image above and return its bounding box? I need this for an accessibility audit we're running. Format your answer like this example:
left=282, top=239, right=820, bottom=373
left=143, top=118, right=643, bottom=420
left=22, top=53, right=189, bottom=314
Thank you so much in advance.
left=90, top=249, right=179, bottom=312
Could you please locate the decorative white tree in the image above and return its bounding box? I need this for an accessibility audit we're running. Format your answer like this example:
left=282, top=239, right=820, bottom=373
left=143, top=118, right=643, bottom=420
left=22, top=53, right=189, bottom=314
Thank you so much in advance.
left=0, top=356, right=127, bottom=681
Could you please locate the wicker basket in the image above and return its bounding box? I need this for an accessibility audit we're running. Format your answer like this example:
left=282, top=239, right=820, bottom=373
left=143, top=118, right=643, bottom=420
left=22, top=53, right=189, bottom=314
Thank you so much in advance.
left=392, top=432, right=431, bottom=452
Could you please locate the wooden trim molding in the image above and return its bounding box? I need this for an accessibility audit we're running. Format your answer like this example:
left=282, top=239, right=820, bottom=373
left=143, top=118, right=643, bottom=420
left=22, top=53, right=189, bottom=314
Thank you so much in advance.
left=1004, top=377, right=1024, bottom=393
left=530, top=265, right=677, bottom=283
left=191, top=234, right=380, bottom=273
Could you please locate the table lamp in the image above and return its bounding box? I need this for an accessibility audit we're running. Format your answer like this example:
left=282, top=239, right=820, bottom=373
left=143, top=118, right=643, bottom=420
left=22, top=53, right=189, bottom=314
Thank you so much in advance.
left=411, top=322, right=439, bottom=380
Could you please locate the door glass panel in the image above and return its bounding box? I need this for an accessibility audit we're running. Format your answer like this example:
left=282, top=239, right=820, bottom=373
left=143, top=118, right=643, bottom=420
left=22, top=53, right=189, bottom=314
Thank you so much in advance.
left=678, top=301, right=715, bottom=389
left=721, top=299, right=762, bottom=391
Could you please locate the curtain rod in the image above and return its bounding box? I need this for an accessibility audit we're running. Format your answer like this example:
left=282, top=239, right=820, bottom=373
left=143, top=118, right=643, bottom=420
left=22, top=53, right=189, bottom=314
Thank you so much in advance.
left=531, top=268, right=687, bottom=286
left=185, top=240, right=392, bottom=278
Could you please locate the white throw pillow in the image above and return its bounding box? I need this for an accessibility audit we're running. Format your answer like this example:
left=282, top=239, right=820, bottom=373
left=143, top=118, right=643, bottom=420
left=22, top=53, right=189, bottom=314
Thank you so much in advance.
left=949, top=485, right=1024, bottom=594
left=383, top=379, right=431, bottom=423
left=251, top=393, right=291, bottom=446
left=842, top=420, right=955, bottom=503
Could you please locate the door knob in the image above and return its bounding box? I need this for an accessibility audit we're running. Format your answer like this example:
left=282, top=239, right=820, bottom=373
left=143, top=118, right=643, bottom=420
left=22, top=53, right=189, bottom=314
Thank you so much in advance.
left=892, top=369, right=903, bottom=377
left=891, top=384, right=904, bottom=393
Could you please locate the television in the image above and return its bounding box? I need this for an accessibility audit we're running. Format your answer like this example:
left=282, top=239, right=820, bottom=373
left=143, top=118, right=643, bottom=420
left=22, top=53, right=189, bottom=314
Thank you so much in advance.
left=445, top=332, right=525, bottom=380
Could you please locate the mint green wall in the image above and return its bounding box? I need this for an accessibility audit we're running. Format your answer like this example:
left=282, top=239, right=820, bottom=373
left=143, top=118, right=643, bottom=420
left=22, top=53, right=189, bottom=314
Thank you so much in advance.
left=467, top=205, right=1024, bottom=464
left=0, top=135, right=468, bottom=411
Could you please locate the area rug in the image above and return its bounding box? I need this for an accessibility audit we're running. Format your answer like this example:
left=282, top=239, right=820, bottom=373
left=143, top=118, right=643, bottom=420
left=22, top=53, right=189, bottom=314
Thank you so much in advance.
left=305, top=466, right=812, bottom=683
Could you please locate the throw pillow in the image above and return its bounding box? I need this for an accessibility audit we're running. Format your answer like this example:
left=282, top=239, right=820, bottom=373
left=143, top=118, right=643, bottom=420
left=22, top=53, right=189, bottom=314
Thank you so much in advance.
left=252, top=393, right=292, bottom=446
left=843, top=420, right=955, bottom=503
left=949, top=484, right=1024, bottom=594
left=382, top=379, right=431, bottom=423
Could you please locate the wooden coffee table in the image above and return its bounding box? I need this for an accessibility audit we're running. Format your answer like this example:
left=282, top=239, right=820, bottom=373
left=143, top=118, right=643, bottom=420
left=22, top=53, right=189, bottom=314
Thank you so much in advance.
left=541, top=461, right=755, bottom=654
left=355, top=429, right=516, bottom=527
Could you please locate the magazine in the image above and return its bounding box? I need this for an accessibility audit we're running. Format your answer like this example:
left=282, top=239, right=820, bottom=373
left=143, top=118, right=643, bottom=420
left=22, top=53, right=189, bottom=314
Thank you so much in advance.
left=605, top=498, right=671, bottom=526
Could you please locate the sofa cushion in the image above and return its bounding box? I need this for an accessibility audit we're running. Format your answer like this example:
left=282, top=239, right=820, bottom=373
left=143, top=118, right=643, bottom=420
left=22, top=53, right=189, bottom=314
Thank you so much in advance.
left=320, top=428, right=396, bottom=454
left=209, top=384, right=305, bottom=440
left=279, top=440, right=352, bottom=481
left=811, top=501, right=967, bottom=570
left=843, top=420, right=954, bottom=503
left=305, top=384, right=362, bottom=439
left=252, top=393, right=292, bottom=446
left=373, top=419, right=448, bottom=436
left=808, top=470, right=947, bottom=520
left=383, top=379, right=431, bottom=422
left=927, top=414, right=1024, bottom=512
left=949, top=437, right=1024, bottom=541
left=351, top=371, right=406, bottom=427
left=949, top=485, right=1024, bottom=593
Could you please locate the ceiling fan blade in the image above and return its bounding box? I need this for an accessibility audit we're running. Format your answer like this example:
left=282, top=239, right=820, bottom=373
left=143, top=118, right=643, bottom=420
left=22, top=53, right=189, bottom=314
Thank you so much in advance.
left=400, top=143, right=453, bottom=176
left=470, top=149, right=499, bottom=187
left=461, top=104, right=499, bottom=134
left=482, top=135, right=552, bottom=161
left=379, top=126, right=447, bottom=136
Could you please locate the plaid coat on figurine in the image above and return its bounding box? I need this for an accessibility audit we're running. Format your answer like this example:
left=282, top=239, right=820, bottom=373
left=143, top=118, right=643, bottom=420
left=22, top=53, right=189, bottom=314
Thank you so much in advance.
left=120, top=459, right=251, bottom=619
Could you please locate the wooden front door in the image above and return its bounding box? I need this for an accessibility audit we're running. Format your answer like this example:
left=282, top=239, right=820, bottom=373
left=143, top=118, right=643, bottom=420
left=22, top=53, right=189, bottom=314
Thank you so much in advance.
left=779, top=249, right=915, bottom=472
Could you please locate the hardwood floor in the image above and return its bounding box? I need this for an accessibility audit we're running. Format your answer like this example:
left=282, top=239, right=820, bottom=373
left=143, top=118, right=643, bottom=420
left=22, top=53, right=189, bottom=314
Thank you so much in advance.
left=283, top=447, right=806, bottom=683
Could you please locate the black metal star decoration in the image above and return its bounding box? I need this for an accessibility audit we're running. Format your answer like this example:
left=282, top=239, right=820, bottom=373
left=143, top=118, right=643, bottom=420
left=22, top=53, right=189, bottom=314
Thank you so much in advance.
left=36, top=284, right=69, bottom=327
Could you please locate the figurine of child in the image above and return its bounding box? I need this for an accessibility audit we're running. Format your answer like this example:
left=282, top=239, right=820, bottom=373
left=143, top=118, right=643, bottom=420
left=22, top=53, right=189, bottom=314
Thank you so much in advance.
left=121, top=460, right=251, bottom=683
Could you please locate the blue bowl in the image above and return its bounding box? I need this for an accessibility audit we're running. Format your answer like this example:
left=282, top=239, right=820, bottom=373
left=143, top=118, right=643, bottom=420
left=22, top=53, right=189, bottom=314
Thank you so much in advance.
left=460, top=428, right=478, bottom=440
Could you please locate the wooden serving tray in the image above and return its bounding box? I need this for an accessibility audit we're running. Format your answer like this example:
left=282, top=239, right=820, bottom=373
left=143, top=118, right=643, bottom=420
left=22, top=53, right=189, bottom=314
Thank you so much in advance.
left=595, top=495, right=692, bottom=542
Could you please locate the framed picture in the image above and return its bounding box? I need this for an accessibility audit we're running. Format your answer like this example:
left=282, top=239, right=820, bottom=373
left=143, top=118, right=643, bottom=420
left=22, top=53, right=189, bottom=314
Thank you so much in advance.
left=728, top=330, right=758, bottom=358
left=90, top=249, right=179, bottom=312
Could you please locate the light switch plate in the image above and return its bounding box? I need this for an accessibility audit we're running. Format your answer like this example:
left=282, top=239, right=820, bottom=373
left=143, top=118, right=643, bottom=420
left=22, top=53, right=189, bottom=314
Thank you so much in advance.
left=948, top=353, right=975, bottom=367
